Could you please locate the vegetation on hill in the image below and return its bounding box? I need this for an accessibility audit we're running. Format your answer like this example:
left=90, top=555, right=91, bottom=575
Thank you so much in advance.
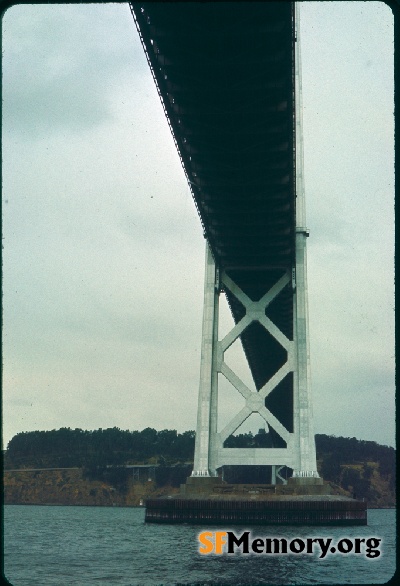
left=5, top=427, right=195, bottom=469
left=315, top=434, right=395, bottom=506
left=4, top=427, right=396, bottom=507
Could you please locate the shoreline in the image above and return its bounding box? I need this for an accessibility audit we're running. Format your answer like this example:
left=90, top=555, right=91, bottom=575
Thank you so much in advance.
left=3, top=501, right=395, bottom=510
left=4, top=466, right=396, bottom=510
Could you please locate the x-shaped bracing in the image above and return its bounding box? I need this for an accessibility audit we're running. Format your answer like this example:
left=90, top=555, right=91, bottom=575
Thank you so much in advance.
left=217, top=270, right=293, bottom=447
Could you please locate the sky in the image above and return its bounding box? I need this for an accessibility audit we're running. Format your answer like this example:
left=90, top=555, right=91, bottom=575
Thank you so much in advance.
left=2, top=2, right=395, bottom=449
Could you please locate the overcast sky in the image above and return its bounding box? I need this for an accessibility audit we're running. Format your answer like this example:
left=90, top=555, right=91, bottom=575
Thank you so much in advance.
left=2, top=2, right=394, bottom=449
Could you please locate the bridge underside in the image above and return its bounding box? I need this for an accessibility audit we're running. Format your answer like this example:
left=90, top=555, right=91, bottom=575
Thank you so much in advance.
left=132, top=3, right=296, bottom=441
left=132, top=1, right=366, bottom=524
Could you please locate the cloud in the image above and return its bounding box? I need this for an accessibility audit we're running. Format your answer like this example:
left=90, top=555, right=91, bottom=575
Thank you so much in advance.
left=2, top=4, right=147, bottom=136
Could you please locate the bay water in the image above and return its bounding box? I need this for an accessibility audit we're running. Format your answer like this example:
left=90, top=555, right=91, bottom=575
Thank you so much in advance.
left=3, top=505, right=396, bottom=585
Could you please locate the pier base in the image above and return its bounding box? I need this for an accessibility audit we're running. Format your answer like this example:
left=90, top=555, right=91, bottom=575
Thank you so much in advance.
left=181, top=476, right=224, bottom=496
left=145, top=479, right=367, bottom=525
left=145, top=495, right=367, bottom=525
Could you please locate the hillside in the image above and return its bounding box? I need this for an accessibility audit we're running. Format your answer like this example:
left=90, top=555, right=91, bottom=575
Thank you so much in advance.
left=3, top=468, right=179, bottom=507
left=3, top=428, right=396, bottom=508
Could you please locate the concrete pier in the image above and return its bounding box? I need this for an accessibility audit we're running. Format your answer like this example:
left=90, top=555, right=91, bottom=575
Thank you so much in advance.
left=145, top=494, right=367, bottom=526
left=145, top=478, right=367, bottom=525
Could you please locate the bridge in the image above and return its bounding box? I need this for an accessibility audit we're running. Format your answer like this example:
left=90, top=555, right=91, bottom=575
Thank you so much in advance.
left=130, top=2, right=318, bottom=482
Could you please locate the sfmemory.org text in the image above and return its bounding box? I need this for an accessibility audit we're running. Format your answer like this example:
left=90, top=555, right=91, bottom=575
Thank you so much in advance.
left=198, top=531, right=381, bottom=558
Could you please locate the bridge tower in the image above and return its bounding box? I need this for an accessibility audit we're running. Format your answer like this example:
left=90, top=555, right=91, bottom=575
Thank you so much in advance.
left=132, top=0, right=366, bottom=524
left=191, top=4, right=319, bottom=483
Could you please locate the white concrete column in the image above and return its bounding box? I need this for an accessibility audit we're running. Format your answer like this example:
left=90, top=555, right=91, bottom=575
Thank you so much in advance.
left=208, top=275, right=220, bottom=476
left=292, top=3, right=318, bottom=478
left=292, top=230, right=318, bottom=477
left=192, top=242, right=219, bottom=476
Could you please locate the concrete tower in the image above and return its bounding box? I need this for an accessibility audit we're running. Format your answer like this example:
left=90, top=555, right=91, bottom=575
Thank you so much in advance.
left=191, top=4, right=319, bottom=482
